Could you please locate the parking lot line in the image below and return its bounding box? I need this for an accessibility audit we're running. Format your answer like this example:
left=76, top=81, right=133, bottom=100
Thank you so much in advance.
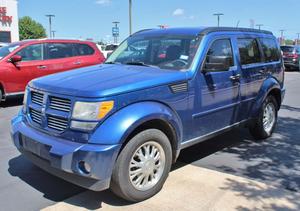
left=42, top=164, right=300, bottom=211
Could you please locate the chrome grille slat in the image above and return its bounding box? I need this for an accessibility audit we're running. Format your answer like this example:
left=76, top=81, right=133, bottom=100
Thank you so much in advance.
left=31, top=92, right=44, bottom=105
left=47, top=115, right=68, bottom=131
left=30, top=109, right=42, bottom=124
left=49, top=96, right=71, bottom=112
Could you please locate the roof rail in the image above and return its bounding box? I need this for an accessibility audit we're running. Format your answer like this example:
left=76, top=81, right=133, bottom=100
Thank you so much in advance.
left=130, top=29, right=154, bottom=36
left=199, top=27, right=273, bottom=35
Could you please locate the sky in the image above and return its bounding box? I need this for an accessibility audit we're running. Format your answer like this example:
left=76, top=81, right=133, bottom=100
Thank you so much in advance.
left=18, top=0, right=300, bottom=43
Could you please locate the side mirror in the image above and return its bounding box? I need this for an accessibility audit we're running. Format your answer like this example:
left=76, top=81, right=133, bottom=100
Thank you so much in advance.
left=202, top=56, right=232, bottom=73
left=9, top=55, right=22, bottom=63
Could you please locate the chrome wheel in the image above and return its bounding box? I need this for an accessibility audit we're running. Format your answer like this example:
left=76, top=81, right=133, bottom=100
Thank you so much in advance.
left=263, top=103, right=276, bottom=134
left=129, top=141, right=165, bottom=191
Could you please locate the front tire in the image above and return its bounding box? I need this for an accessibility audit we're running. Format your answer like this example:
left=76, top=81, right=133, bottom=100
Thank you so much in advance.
left=111, top=129, right=172, bottom=202
left=249, top=95, right=278, bottom=140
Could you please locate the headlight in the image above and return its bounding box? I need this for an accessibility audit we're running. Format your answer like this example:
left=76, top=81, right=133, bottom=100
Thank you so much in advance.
left=71, top=101, right=114, bottom=130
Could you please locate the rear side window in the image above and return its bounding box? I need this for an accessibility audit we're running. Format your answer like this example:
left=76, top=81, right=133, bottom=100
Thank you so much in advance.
left=203, top=39, right=234, bottom=72
left=74, top=44, right=95, bottom=56
left=238, top=38, right=261, bottom=65
left=46, top=43, right=74, bottom=59
left=260, top=38, right=280, bottom=62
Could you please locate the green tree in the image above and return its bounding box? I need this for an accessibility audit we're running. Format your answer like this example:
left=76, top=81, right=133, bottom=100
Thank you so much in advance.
left=19, top=16, right=46, bottom=40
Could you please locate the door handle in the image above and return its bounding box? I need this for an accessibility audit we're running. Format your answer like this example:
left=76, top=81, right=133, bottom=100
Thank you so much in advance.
left=230, top=74, right=241, bottom=81
left=37, top=65, right=47, bottom=69
left=73, top=61, right=81, bottom=65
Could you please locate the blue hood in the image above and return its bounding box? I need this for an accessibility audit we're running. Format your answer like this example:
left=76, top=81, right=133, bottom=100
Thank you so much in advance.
left=29, top=64, right=187, bottom=98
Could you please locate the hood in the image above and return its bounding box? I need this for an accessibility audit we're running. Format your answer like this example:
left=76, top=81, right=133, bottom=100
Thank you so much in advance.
left=29, top=64, right=187, bottom=98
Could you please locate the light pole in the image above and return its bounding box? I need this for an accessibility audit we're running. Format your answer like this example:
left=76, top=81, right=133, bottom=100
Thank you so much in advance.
left=129, top=0, right=132, bottom=35
left=213, top=13, right=224, bottom=27
left=45, top=14, right=55, bottom=38
left=296, top=33, right=300, bottom=45
left=279, top=29, right=285, bottom=45
left=112, top=21, right=120, bottom=44
left=256, top=24, right=263, bottom=30
left=51, top=30, right=56, bottom=38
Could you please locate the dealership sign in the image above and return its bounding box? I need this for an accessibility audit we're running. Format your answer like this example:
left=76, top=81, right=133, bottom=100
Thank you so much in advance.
left=0, top=7, right=12, bottom=23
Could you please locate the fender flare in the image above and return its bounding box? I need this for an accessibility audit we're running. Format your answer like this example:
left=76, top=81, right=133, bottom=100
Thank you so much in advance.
left=250, top=77, right=281, bottom=118
left=89, top=101, right=183, bottom=150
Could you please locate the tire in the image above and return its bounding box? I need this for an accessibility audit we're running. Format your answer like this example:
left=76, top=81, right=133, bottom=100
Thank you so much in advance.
left=249, top=95, right=278, bottom=140
left=111, top=129, right=172, bottom=202
left=0, top=89, right=2, bottom=103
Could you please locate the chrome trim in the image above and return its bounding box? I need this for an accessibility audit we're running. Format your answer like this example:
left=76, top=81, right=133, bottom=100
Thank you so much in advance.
left=5, top=91, right=24, bottom=97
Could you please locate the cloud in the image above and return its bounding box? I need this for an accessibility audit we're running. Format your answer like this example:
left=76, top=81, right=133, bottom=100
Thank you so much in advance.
left=95, top=0, right=111, bottom=5
left=172, top=8, right=185, bottom=16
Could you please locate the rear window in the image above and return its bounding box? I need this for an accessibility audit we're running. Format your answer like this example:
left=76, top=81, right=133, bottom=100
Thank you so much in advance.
left=260, top=38, right=280, bottom=62
left=74, top=43, right=95, bottom=56
left=280, top=46, right=295, bottom=53
left=238, top=38, right=262, bottom=65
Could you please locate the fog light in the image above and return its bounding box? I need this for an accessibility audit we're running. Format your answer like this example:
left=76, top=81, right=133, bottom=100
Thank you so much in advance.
left=78, top=161, right=91, bottom=175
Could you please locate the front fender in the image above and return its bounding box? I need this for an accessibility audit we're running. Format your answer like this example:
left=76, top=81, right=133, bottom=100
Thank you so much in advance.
left=250, top=77, right=281, bottom=118
left=89, top=101, right=182, bottom=149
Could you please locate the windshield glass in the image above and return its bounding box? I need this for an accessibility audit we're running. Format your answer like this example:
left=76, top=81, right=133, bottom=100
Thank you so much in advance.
left=280, top=46, right=295, bottom=53
left=106, top=34, right=201, bottom=71
left=0, top=43, right=21, bottom=59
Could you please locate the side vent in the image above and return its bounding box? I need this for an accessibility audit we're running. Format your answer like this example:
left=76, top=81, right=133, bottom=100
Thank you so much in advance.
left=169, top=82, right=188, bottom=93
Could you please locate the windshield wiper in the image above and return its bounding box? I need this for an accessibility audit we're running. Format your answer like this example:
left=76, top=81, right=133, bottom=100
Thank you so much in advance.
left=104, top=61, right=121, bottom=64
left=125, top=62, right=159, bottom=68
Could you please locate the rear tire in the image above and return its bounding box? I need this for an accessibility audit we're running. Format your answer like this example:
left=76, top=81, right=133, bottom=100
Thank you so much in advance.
left=111, top=129, right=172, bottom=202
left=249, top=95, right=278, bottom=140
left=0, top=89, right=3, bottom=103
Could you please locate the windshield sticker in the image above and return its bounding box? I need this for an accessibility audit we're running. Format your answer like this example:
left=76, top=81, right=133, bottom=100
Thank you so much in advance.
left=180, top=55, right=189, bottom=60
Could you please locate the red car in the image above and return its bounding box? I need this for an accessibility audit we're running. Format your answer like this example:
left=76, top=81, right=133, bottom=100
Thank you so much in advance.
left=0, top=39, right=105, bottom=102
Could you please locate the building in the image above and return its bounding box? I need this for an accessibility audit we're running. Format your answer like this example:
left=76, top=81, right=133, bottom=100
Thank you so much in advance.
left=0, top=0, right=19, bottom=43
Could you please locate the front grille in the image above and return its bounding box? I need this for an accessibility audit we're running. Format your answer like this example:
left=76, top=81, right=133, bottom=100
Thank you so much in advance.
left=30, top=109, right=42, bottom=125
left=31, top=91, right=44, bottom=105
left=47, top=115, right=68, bottom=131
left=49, top=96, right=71, bottom=112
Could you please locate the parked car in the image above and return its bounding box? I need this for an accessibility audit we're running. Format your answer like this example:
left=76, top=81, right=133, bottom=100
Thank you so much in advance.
left=280, top=45, right=300, bottom=71
left=0, top=39, right=105, bottom=101
left=99, top=44, right=119, bottom=58
left=11, top=27, right=285, bottom=202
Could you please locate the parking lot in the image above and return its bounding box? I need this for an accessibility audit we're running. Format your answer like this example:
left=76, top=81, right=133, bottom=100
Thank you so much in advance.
left=0, top=71, right=299, bottom=210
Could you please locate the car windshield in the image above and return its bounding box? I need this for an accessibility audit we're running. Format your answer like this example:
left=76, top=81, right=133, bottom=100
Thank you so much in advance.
left=106, top=34, right=201, bottom=71
left=280, top=46, right=295, bottom=53
left=0, top=43, right=21, bottom=59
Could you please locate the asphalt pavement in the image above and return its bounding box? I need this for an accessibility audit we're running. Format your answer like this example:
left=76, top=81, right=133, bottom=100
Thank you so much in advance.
left=0, top=71, right=299, bottom=210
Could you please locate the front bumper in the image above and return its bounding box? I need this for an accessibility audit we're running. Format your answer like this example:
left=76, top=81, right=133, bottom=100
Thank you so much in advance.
left=11, top=113, right=121, bottom=191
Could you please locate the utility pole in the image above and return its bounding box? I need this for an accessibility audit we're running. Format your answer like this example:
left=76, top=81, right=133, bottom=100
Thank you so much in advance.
left=51, top=30, right=56, bottom=38
left=112, top=21, right=120, bottom=44
left=296, top=33, right=300, bottom=45
left=279, top=29, right=285, bottom=45
left=129, top=0, right=132, bottom=35
left=45, top=14, right=55, bottom=38
left=256, top=24, right=263, bottom=30
left=213, top=13, right=224, bottom=27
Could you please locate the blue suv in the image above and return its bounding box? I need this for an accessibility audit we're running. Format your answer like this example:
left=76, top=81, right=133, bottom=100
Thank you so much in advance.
left=11, top=27, right=285, bottom=202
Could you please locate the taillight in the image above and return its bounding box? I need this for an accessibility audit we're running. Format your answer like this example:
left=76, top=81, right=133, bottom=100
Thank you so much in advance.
left=292, top=53, right=299, bottom=59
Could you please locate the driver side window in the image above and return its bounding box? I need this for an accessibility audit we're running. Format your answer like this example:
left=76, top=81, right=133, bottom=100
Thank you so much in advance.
left=16, top=44, right=44, bottom=61
left=202, top=39, right=234, bottom=72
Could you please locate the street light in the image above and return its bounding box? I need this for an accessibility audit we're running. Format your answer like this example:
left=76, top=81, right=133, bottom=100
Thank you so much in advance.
left=296, top=33, right=300, bottom=45
left=129, top=0, right=132, bottom=35
left=213, top=13, right=224, bottom=27
left=51, top=30, right=56, bottom=38
left=45, top=14, right=55, bottom=38
left=279, top=29, right=285, bottom=45
left=256, top=24, right=263, bottom=30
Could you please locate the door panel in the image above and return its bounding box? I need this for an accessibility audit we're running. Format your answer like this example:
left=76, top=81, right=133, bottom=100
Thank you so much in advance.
left=190, top=37, right=240, bottom=139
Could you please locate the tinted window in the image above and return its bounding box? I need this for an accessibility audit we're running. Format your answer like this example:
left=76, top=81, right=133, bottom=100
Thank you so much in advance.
left=46, top=43, right=74, bottom=59
left=260, top=38, right=280, bottom=62
left=105, top=44, right=118, bottom=51
left=74, top=44, right=95, bottom=56
left=203, top=39, right=234, bottom=71
left=238, top=39, right=261, bottom=65
left=16, top=44, right=43, bottom=61
left=280, top=46, right=295, bottom=53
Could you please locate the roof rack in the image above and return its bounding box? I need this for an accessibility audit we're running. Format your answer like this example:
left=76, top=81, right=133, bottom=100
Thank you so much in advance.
left=131, top=29, right=154, bottom=36
left=199, top=27, right=273, bottom=35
